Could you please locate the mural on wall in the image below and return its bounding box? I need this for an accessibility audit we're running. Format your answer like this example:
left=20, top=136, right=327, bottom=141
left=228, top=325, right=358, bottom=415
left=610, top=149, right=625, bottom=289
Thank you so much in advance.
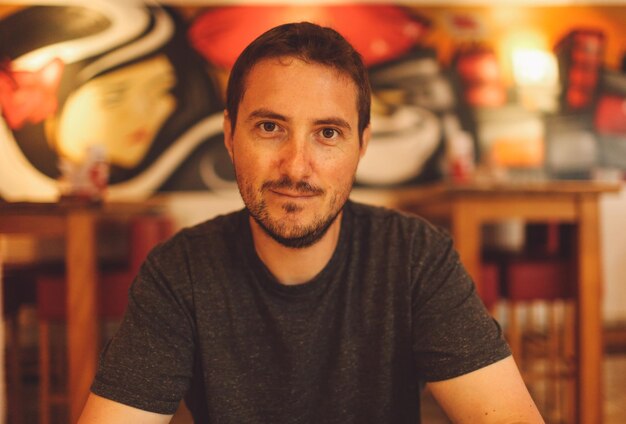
left=0, top=2, right=225, bottom=201
left=1, top=1, right=626, bottom=201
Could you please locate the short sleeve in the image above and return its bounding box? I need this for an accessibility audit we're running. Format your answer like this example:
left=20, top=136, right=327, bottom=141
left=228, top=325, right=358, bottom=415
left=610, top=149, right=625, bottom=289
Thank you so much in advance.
left=410, top=225, right=511, bottom=382
left=91, top=241, right=196, bottom=414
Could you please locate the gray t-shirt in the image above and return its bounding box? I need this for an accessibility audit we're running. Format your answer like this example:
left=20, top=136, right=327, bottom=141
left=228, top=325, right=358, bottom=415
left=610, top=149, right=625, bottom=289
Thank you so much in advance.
left=92, top=201, right=510, bottom=423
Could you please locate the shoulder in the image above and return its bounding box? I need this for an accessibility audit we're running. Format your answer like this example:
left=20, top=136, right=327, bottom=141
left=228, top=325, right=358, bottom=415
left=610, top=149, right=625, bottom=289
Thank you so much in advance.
left=347, top=200, right=450, bottom=246
left=148, top=208, right=247, bottom=266
left=346, top=201, right=459, bottom=284
left=128, top=209, right=248, bottom=300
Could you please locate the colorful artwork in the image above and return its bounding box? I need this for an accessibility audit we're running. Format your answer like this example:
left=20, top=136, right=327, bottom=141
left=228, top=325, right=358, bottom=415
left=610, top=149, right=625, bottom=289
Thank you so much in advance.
left=1, top=2, right=626, bottom=201
left=0, top=3, right=224, bottom=201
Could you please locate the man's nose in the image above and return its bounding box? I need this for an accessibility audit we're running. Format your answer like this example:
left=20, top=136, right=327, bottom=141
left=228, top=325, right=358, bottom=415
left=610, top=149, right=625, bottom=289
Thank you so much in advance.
left=279, top=135, right=312, bottom=179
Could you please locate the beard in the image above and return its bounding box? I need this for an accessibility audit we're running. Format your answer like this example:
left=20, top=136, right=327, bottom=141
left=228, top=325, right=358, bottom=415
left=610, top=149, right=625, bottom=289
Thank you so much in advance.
left=238, top=174, right=352, bottom=249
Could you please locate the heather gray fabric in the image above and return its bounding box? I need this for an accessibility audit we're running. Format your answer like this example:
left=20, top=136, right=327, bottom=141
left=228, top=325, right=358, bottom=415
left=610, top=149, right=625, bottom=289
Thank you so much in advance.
left=91, top=201, right=510, bottom=423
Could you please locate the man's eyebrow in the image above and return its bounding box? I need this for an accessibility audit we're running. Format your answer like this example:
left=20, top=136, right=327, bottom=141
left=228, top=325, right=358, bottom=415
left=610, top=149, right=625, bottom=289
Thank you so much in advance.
left=245, top=108, right=288, bottom=123
left=314, top=118, right=352, bottom=132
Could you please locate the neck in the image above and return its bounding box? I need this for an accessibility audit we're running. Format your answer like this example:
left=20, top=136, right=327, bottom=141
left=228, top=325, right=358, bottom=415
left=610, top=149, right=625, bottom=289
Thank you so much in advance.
left=249, top=211, right=343, bottom=285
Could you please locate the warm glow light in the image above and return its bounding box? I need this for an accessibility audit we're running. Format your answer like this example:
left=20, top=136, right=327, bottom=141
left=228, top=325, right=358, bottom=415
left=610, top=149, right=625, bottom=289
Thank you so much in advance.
left=497, top=29, right=548, bottom=85
left=512, top=49, right=558, bottom=86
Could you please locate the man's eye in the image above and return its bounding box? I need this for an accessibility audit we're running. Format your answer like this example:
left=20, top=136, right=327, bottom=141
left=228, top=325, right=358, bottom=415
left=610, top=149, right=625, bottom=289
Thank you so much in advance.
left=321, top=128, right=337, bottom=138
left=261, top=122, right=277, bottom=132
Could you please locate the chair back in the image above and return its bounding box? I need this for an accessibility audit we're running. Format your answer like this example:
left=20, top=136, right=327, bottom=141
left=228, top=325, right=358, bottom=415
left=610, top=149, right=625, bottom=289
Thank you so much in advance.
left=98, top=214, right=174, bottom=319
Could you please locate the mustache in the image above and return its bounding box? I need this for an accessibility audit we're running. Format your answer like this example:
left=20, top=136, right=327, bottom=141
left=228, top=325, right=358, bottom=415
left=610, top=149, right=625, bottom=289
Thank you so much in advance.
left=261, top=176, right=324, bottom=195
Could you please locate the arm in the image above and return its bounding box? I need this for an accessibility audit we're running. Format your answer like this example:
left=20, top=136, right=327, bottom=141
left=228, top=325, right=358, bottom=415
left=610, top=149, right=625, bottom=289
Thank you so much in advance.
left=82, top=240, right=195, bottom=422
left=78, top=393, right=173, bottom=424
left=427, top=355, right=544, bottom=424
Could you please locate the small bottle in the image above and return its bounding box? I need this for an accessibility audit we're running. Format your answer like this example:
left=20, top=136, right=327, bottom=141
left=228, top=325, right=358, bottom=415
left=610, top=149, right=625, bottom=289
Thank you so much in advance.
left=448, top=130, right=475, bottom=183
left=443, top=114, right=475, bottom=183
left=84, top=145, right=109, bottom=201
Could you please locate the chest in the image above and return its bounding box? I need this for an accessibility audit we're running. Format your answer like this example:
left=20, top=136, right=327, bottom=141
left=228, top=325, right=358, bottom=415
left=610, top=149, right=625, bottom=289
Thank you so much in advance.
left=189, top=273, right=417, bottom=423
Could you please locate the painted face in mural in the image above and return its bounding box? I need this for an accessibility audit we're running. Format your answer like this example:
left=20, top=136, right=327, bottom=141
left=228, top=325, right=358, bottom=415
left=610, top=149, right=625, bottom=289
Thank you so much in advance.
left=53, top=55, right=177, bottom=168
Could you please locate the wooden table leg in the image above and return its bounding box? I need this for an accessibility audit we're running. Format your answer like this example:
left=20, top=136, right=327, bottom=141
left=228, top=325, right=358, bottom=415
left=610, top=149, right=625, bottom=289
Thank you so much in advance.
left=451, top=200, right=483, bottom=294
left=66, top=212, right=98, bottom=423
left=576, top=196, right=603, bottom=424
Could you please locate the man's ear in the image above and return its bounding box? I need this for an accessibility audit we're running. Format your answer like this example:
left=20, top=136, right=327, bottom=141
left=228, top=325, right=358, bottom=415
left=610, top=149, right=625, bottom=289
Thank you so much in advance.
left=359, top=125, right=371, bottom=159
left=223, top=110, right=234, bottom=162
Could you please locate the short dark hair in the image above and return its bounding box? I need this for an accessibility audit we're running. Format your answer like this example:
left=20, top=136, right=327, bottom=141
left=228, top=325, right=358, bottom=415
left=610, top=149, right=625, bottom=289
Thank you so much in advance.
left=226, top=22, right=371, bottom=142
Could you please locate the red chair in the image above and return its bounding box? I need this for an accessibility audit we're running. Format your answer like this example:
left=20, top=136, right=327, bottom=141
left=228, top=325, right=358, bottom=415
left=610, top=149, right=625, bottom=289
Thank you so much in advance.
left=36, top=214, right=173, bottom=424
left=479, top=261, right=501, bottom=311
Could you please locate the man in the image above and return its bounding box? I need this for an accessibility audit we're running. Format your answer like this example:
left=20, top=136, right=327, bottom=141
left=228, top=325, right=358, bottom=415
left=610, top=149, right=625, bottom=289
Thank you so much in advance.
left=79, top=22, right=543, bottom=423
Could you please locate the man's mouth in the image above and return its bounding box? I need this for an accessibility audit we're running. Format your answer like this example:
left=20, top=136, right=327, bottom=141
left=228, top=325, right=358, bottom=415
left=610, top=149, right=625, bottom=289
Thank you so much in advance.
left=270, top=189, right=318, bottom=198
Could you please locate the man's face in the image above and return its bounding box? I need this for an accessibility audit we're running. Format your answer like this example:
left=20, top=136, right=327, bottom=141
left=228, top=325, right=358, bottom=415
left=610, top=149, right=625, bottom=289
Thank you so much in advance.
left=224, top=56, right=369, bottom=248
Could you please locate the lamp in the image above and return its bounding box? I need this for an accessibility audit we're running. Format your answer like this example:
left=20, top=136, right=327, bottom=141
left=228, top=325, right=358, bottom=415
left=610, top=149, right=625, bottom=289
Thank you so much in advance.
left=512, top=49, right=560, bottom=112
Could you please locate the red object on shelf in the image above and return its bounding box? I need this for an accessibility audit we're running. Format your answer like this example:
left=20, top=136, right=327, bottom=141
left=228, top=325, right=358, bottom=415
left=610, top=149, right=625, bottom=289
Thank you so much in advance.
left=568, top=67, right=599, bottom=88
left=555, top=29, right=605, bottom=110
left=454, top=47, right=507, bottom=107
left=594, top=94, right=626, bottom=135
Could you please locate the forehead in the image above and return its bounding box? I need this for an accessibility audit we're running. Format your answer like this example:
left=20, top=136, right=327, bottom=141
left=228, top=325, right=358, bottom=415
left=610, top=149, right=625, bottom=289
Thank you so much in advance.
left=239, top=57, right=359, bottom=120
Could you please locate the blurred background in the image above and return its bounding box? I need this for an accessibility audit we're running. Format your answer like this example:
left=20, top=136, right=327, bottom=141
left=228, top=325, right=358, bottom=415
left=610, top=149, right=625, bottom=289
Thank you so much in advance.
left=0, top=0, right=625, bottom=423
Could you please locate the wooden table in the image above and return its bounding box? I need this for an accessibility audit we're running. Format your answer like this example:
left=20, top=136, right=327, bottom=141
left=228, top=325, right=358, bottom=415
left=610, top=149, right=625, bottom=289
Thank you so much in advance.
left=385, top=180, right=621, bottom=424
left=0, top=201, right=163, bottom=423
